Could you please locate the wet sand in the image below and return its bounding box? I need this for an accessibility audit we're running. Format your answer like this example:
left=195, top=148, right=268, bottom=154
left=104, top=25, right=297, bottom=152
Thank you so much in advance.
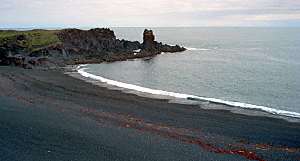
left=0, top=66, right=300, bottom=161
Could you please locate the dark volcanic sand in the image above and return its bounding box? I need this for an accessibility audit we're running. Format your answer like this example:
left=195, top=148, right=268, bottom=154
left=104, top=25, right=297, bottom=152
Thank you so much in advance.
left=0, top=67, right=300, bottom=161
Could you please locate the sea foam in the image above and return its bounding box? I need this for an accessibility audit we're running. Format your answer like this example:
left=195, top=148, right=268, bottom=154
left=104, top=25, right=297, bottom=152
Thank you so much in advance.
left=77, top=65, right=300, bottom=119
left=186, top=47, right=211, bottom=51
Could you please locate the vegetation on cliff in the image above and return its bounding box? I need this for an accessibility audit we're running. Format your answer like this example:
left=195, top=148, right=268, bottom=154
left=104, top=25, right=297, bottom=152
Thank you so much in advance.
left=0, top=30, right=60, bottom=51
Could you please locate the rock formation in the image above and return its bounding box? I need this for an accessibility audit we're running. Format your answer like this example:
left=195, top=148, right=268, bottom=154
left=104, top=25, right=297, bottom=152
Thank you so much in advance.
left=141, top=29, right=186, bottom=53
left=0, top=28, right=186, bottom=68
left=58, top=28, right=141, bottom=53
left=0, top=34, right=30, bottom=67
left=142, top=29, right=156, bottom=50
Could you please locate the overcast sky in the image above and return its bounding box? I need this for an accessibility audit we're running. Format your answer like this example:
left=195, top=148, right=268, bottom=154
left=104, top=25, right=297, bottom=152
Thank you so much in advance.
left=1, top=0, right=300, bottom=28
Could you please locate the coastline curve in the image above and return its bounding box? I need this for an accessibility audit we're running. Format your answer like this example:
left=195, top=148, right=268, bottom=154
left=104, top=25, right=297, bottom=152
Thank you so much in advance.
left=76, top=65, right=300, bottom=120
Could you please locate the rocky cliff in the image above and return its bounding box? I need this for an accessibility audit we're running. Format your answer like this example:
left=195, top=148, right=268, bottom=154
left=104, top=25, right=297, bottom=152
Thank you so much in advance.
left=0, top=28, right=186, bottom=68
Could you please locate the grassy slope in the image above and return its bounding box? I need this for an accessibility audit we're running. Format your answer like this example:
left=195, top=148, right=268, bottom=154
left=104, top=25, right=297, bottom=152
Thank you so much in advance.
left=0, top=30, right=61, bottom=51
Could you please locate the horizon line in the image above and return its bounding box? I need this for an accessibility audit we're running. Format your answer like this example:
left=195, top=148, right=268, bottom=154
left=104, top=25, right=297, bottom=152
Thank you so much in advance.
left=1, top=25, right=300, bottom=30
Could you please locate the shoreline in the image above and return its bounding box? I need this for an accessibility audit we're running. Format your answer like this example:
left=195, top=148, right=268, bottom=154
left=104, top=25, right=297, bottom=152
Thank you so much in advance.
left=69, top=64, right=300, bottom=123
left=1, top=66, right=300, bottom=161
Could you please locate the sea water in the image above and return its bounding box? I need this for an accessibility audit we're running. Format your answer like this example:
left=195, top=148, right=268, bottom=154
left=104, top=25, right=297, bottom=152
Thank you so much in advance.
left=79, top=27, right=300, bottom=118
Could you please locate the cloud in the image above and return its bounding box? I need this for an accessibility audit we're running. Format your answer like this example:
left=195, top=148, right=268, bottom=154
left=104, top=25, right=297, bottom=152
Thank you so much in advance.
left=0, top=0, right=300, bottom=27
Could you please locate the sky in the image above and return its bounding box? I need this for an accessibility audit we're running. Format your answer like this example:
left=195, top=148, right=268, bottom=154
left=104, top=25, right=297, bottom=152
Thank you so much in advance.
left=1, top=0, right=300, bottom=28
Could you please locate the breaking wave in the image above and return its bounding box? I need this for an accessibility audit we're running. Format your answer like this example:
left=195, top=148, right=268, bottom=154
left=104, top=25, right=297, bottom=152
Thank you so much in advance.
left=186, top=47, right=211, bottom=51
left=77, top=65, right=300, bottom=119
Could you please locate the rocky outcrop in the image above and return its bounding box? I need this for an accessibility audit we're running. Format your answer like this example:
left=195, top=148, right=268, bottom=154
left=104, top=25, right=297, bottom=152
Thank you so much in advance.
left=141, top=29, right=186, bottom=53
left=58, top=28, right=141, bottom=53
left=0, top=28, right=185, bottom=68
left=0, top=34, right=30, bottom=67
left=0, top=33, right=62, bottom=68
left=142, top=29, right=156, bottom=50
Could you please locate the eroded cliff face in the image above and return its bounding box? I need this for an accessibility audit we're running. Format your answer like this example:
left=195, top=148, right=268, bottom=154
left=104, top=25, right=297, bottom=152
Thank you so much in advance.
left=58, top=28, right=141, bottom=53
left=0, top=28, right=186, bottom=68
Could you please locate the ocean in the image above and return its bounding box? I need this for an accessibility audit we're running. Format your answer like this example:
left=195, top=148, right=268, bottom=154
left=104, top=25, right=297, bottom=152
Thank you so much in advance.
left=78, top=27, right=300, bottom=118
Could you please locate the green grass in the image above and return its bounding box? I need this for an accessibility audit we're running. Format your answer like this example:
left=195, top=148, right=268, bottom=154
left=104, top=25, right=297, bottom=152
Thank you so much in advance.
left=0, top=30, right=61, bottom=51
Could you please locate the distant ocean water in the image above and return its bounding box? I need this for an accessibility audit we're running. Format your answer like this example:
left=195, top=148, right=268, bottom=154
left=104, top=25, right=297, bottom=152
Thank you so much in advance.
left=77, top=27, right=300, bottom=118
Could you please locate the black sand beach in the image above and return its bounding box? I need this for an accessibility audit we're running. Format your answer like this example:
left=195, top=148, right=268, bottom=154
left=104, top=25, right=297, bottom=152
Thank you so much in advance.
left=1, top=67, right=300, bottom=161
